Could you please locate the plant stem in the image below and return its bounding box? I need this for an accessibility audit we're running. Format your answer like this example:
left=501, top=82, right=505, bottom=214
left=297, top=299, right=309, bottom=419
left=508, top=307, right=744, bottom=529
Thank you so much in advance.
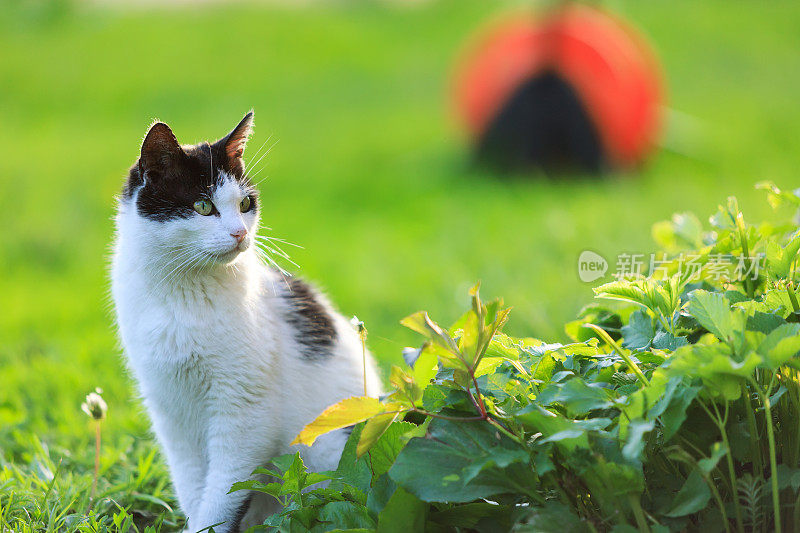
left=655, top=312, right=673, bottom=336
left=585, top=324, right=649, bottom=386
left=719, top=420, right=745, bottom=533
left=359, top=330, right=368, bottom=396
left=699, top=399, right=745, bottom=532
left=703, top=470, right=732, bottom=533
left=794, top=490, right=800, bottom=533
left=627, top=494, right=650, bottom=533
left=791, top=374, right=800, bottom=468
left=469, top=372, right=488, bottom=418
left=735, top=212, right=755, bottom=299
left=486, top=416, right=523, bottom=444
left=762, top=383, right=782, bottom=533
left=786, top=281, right=800, bottom=315
left=92, top=422, right=101, bottom=501
left=466, top=389, right=480, bottom=409
left=413, top=409, right=484, bottom=422
left=742, top=384, right=764, bottom=479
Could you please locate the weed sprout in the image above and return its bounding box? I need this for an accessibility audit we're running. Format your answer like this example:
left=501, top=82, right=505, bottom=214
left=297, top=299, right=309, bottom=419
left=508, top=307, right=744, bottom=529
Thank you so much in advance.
left=81, top=388, right=107, bottom=500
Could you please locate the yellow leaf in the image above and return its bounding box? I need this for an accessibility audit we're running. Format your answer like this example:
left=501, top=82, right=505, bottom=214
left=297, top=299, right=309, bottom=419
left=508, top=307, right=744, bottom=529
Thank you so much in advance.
left=474, top=357, right=504, bottom=378
left=356, top=410, right=401, bottom=457
left=291, top=396, right=386, bottom=447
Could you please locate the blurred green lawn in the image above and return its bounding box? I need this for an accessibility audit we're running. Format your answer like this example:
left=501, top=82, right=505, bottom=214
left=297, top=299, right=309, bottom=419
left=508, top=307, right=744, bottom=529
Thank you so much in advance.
left=1, top=0, right=799, bottom=528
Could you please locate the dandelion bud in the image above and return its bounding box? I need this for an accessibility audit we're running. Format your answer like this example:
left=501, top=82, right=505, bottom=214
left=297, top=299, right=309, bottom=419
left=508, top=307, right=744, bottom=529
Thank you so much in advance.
left=82, top=390, right=107, bottom=421
left=350, top=316, right=366, bottom=336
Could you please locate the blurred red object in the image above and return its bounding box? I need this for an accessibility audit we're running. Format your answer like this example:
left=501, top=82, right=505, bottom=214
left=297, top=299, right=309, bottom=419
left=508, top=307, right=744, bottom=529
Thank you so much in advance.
left=453, top=4, right=663, bottom=172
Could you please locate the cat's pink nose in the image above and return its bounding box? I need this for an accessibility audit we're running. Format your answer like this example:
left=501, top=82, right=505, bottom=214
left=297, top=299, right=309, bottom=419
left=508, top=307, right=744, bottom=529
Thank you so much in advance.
left=231, top=229, right=247, bottom=244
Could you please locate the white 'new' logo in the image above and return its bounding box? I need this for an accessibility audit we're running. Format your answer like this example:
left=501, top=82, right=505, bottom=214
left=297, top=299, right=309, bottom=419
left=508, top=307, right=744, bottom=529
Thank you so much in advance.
left=578, top=250, right=608, bottom=283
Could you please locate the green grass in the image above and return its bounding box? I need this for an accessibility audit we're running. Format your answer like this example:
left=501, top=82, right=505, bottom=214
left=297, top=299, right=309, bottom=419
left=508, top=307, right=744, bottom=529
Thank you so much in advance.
left=1, top=0, right=799, bottom=529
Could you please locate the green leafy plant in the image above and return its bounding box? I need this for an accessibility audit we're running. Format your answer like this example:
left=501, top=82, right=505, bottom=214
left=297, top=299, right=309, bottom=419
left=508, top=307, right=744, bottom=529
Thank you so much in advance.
left=239, top=182, right=800, bottom=532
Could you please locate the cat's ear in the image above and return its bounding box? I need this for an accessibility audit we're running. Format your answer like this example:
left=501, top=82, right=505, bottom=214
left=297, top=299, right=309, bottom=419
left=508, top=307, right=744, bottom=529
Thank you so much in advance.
left=219, top=111, right=254, bottom=163
left=139, top=121, right=184, bottom=178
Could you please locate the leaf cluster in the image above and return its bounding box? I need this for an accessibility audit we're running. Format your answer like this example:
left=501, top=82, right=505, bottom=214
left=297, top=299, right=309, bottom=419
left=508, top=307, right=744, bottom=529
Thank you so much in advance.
left=249, top=183, right=800, bottom=532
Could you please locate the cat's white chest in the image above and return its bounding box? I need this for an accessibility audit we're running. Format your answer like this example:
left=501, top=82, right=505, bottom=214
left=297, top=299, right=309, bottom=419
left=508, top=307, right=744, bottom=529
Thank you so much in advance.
left=121, top=274, right=247, bottom=354
left=116, top=273, right=282, bottom=452
left=118, top=289, right=214, bottom=407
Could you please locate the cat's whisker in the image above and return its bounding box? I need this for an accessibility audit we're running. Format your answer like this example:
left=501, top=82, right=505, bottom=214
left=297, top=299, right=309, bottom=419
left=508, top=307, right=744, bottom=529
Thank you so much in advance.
left=258, top=252, right=284, bottom=276
left=253, top=234, right=301, bottom=265
left=247, top=147, right=280, bottom=186
left=156, top=260, right=197, bottom=293
left=226, top=257, right=243, bottom=278
left=154, top=247, right=200, bottom=276
left=251, top=138, right=278, bottom=170
left=154, top=249, right=206, bottom=293
left=148, top=247, right=198, bottom=286
left=208, top=142, right=214, bottom=182
left=252, top=170, right=271, bottom=186
left=193, top=253, right=216, bottom=283
left=251, top=159, right=277, bottom=186
left=243, top=134, right=272, bottom=177
left=258, top=245, right=299, bottom=269
left=254, top=245, right=292, bottom=278
left=253, top=235, right=291, bottom=248
left=254, top=240, right=299, bottom=270
left=256, top=254, right=281, bottom=281
left=256, top=241, right=290, bottom=257
left=191, top=252, right=218, bottom=285
left=159, top=246, right=197, bottom=267
left=252, top=245, right=274, bottom=265
left=254, top=238, right=302, bottom=267
left=255, top=235, right=303, bottom=249
left=265, top=256, right=292, bottom=290
left=187, top=253, right=212, bottom=286
left=248, top=246, right=280, bottom=296
left=245, top=139, right=278, bottom=185
left=256, top=239, right=299, bottom=264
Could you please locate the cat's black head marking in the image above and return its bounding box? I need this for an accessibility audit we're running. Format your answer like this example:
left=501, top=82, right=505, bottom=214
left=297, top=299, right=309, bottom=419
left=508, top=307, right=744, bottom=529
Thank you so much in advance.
left=122, top=111, right=257, bottom=222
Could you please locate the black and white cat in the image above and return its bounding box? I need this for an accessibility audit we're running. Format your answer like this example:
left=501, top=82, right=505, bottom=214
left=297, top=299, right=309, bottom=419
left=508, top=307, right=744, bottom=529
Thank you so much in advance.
left=111, top=112, right=381, bottom=532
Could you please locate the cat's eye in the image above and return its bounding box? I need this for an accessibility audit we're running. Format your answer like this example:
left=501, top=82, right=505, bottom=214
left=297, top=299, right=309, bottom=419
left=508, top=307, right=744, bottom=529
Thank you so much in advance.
left=240, top=196, right=252, bottom=213
left=193, top=199, right=214, bottom=216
